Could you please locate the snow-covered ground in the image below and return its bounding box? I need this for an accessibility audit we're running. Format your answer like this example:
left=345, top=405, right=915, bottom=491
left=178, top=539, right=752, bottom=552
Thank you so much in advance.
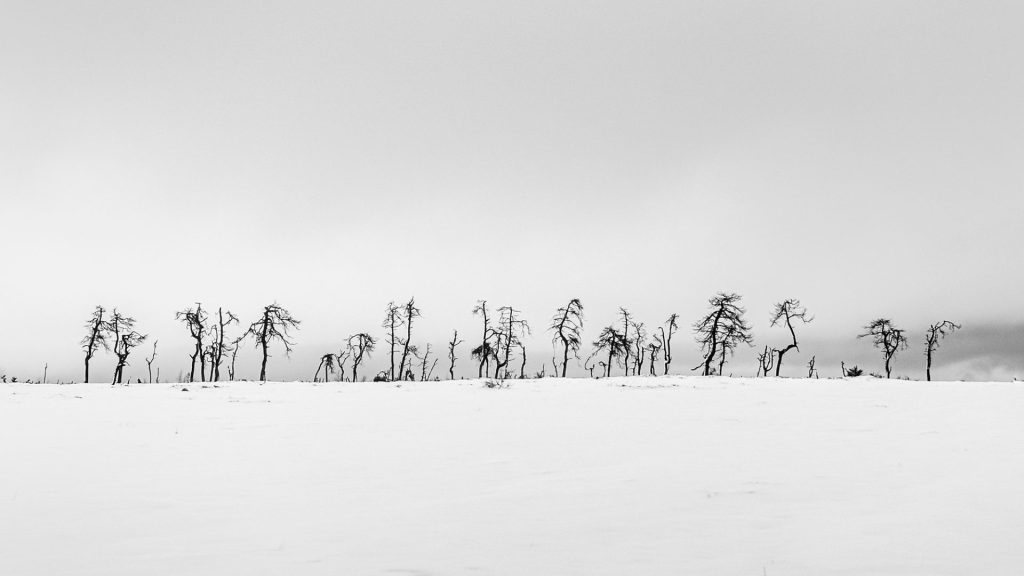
left=2, top=377, right=1023, bottom=575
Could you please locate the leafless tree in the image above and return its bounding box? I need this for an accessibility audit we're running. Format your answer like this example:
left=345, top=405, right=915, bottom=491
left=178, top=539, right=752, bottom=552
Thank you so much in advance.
left=858, top=318, right=908, bottom=379
left=228, top=335, right=244, bottom=381
left=769, top=299, right=812, bottom=376
left=347, top=333, right=377, bottom=382
left=314, top=353, right=337, bottom=382
left=653, top=313, right=679, bottom=375
left=756, top=345, right=774, bottom=377
left=549, top=298, right=584, bottom=378
left=80, top=305, right=109, bottom=383
left=693, top=293, right=753, bottom=376
left=396, top=297, right=422, bottom=382
left=335, top=349, right=351, bottom=382
left=145, top=340, right=158, bottom=383
left=472, top=300, right=496, bottom=378
left=591, top=326, right=627, bottom=377
left=418, top=343, right=438, bottom=382
left=381, top=301, right=404, bottom=381
left=109, top=310, right=144, bottom=385
left=208, top=307, right=238, bottom=382
left=646, top=341, right=661, bottom=376
left=246, top=303, right=301, bottom=381
left=493, top=306, right=530, bottom=379
left=807, top=356, right=818, bottom=379
left=924, top=320, right=961, bottom=381
left=176, top=303, right=208, bottom=382
left=631, top=321, right=647, bottom=376
left=448, top=330, right=463, bottom=380
left=619, top=308, right=633, bottom=376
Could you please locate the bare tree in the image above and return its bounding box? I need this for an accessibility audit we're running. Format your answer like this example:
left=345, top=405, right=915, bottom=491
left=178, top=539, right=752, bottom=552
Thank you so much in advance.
left=448, top=330, right=463, bottom=380
left=347, top=333, right=377, bottom=382
left=418, top=343, right=438, bottom=382
left=209, top=307, right=238, bottom=382
left=653, top=313, right=679, bottom=375
left=767, top=299, right=812, bottom=376
left=108, top=310, right=144, bottom=385
left=619, top=308, right=633, bottom=376
left=924, top=320, right=961, bottom=381
left=396, top=297, right=422, bottom=382
left=693, top=293, right=753, bottom=376
left=591, top=326, right=627, bottom=377
left=756, top=345, right=774, bottom=377
left=549, top=298, right=584, bottom=378
left=646, top=341, right=661, bottom=376
left=80, top=305, right=109, bottom=383
left=472, top=300, right=495, bottom=378
left=314, top=353, right=337, bottom=382
left=176, top=304, right=208, bottom=382
left=381, top=301, right=403, bottom=381
left=807, top=356, right=818, bottom=379
left=493, top=306, right=530, bottom=379
left=145, top=340, right=158, bottom=383
left=631, top=321, right=647, bottom=376
left=858, top=318, right=908, bottom=379
left=228, top=335, right=244, bottom=381
left=246, top=303, right=301, bottom=382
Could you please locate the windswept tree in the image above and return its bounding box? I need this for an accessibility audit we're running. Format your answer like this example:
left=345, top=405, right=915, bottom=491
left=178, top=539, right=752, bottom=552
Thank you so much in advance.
left=396, top=297, right=422, bottom=382
left=924, top=320, right=961, bottom=381
left=246, top=303, right=301, bottom=381
left=176, top=304, right=209, bottom=382
left=208, top=307, right=238, bottom=382
left=493, top=306, right=530, bottom=379
left=347, top=333, right=377, bottom=382
left=314, top=353, right=338, bottom=383
left=619, top=308, right=633, bottom=376
left=145, top=340, right=158, bottom=383
left=693, top=293, right=753, bottom=376
left=381, top=301, right=404, bottom=381
left=471, top=300, right=495, bottom=378
left=769, top=299, right=812, bottom=376
left=591, top=326, right=627, bottom=377
left=550, top=298, right=584, bottom=378
left=858, top=318, right=908, bottom=378
left=108, top=310, right=144, bottom=385
left=653, top=313, right=679, bottom=375
left=448, top=330, right=463, bottom=380
left=81, top=305, right=109, bottom=383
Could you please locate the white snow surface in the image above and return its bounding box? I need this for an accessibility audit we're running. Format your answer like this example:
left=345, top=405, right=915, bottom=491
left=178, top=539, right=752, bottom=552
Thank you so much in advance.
left=3, top=376, right=1024, bottom=575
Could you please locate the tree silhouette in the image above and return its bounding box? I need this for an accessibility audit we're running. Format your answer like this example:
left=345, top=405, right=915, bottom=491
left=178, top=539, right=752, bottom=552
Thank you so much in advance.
left=448, top=330, right=463, bottom=380
left=619, top=308, right=633, bottom=376
left=381, top=301, right=403, bottom=381
left=631, top=321, right=647, bottom=376
left=646, top=341, right=661, bottom=376
left=493, top=306, right=530, bottom=379
left=176, top=304, right=208, bottom=382
left=347, top=333, right=377, bottom=383
left=769, top=299, right=812, bottom=376
left=396, top=297, right=422, bottom=382
left=653, top=314, right=679, bottom=376
left=208, top=307, right=238, bottom=382
left=591, top=326, right=627, bottom=377
left=693, top=293, right=753, bottom=376
left=756, top=345, right=774, bottom=377
left=145, top=340, right=158, bottom=383
left=228, top=335, right=244, bottom=381
left=924, top=320, right=961, bottom=381
left=314, top=353, right=337, bottom=383
left=108, top=310, right=144, bottom=385
left=858, top=318, right=908, bottom=378
left=80, top=305, right=109, bottom=383
left=246, top=303, right=300, bottom=381
left=472, top=300, right=495, bottom=378
left=550, top=298, right=584, bottom=378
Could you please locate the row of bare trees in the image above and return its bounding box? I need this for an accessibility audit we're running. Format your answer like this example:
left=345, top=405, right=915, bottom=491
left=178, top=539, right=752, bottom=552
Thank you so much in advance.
left=80, top=296, right=962, bottom=383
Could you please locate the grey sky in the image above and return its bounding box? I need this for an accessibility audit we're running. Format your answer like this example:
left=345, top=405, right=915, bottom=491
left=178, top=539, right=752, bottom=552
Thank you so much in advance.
left=2, top=1, right=1022, bottom=381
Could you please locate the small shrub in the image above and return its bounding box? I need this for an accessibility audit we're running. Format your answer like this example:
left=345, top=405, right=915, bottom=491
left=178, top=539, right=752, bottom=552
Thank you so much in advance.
left=845, top=365, right=864, bottom=377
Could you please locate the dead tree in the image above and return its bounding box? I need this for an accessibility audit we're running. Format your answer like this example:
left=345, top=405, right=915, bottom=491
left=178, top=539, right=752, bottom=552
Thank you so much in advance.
left=549, top=298, right=584, bottom=378
left=631, top=321, right=647, bottom=376
left=807, top=356, right=818, bottom=379
left=769, top=299, right=812, bottom=377
left=448, top=330, right=463, bottom=380
left=693, top=293, right=753, bottom=376
left=176, top=304, right=208, bottom=382
left=646, top=342, right=661, bottom=376
left=472, top=300, right=495, bottom=378
left=493, top=306, right=530, bottom=379
left=619, top=308, right=633, bottom=376
left=396, top=297, right=422, bottom=381
left=246, top=303, right=301, bottom=381
left=314, top=353, right=337, bottom=382
left=145, top=340, right=158, bottom=383
left=924, top=320, right=961, bottom=381
left=592, top=326, right=627, bottom=377
left=653, top=314, right=679, bottom=376
left=756, top=345, right=774, bottom=377
left=381, top=301, right=404, bottom=381
left=347, top=333, right=377, bottom=382
left=108, top=310, right=144, bottom=384
left=228, top=335, right=244, bottom=381
left=80, top=305, right=109, bottom=383
left=209, top=307, right=238, bottom=382
left=418, top=343, right=438, bottom=382
left=858, top=318, right=908, bottom=379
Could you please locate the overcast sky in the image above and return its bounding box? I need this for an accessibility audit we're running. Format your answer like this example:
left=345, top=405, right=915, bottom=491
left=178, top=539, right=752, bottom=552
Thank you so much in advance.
left=2, top=1, right=1022, bottom=382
